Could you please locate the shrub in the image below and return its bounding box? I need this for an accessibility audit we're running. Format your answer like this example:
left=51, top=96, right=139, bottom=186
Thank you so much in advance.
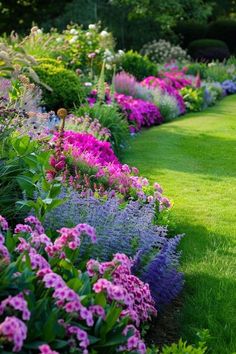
left=35, top=62, right=87, bottom=109
left=45, top=191, right=183, bottom=309
left=207, top=19, right=236, bottom=53
left=113, top=71, right=137, bottom=96
left=141, top=39, right=189, bottom=64
left=180, top=87, right=204, bottom=112
left=188, top=39, right=230, bottom=62
left=186, top=62, right=208, bottom=78
left=115, top=93, right=163, bottom=132
left=221, top=79, right=236, bottom=94
left=73, top=102, right=130, bottom=156
left=0, top=215, right=155, bottom=353
left=120, top=50, right=158, bottom=80
left=203, top=62, right=236, bottom=83
left=152, top=90, right=180, bottom=122
left=201, top=82, right=224, bottom=108
left=175, top=21, right=208, bottom=48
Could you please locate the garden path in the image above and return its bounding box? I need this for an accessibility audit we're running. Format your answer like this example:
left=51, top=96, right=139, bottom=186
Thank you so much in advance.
left=124, top=95, right=236, bottom=354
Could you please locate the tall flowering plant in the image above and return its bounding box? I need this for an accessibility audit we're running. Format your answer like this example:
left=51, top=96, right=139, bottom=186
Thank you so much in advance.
left=0, top=215, right=156, bottom=353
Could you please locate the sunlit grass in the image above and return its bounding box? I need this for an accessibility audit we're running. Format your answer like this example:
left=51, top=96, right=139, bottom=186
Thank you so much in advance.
left=123, top=95, right=236, bottom=354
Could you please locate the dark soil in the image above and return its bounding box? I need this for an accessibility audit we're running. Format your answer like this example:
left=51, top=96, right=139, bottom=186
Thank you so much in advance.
left=146, top=297, right=183, bottom=349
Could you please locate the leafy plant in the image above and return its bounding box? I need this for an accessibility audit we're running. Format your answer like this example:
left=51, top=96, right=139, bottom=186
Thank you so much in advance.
left=180, top=87, right=204, bottom=112
left=120, top=50, right=158, bottom=80
left=73, top=102, right=129, bottom=156
left=35, top=62, right=87, bottom=109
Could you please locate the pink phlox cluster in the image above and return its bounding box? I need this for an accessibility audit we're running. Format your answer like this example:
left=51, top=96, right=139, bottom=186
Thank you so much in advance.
left=0, top=232, right=10, bottom=263
left=45, top=224, right=96, bottom=257
left=161, top=71, right=192, bottom=90
left=53, top=131, right=121, bottom=167
left=28, top=249, right=51, bottom=270
left=141, top=76, right=186, bottom=114
left=67, top=325, right=90, bottom=354
left=89, top=253, right=157, bottom=327
left=38, top=344, right=59, bottom=354
left=115, top=93, right=163, bottom=132
left=118, top=324, right=146, bottom=354
left=39, top=269, right=94, bottom=327
left=24, top=216, right=45, bottom=234
left=0, top=293, right=30, bottom=321
left=0, top=316, right=27, bottom=352
left=0, top=215, right=9, bottom=230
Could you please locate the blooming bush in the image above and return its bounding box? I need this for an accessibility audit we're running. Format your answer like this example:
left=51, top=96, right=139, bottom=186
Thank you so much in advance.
left=114, top=71, right=138, bottom=97
left=0, top=215, right=156, bottom=353
left=45, top=191, right=183, bottom=309
left=221, top=78, right=236, bottom=94
left=141, top=39, right=189, bottom=64
left=115, top=93, right=163, bottom=132
left=141, top=76, right=186, bottom=114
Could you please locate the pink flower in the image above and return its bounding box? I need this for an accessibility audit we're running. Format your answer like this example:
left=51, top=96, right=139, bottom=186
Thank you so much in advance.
left=0, top=215, right=8, bottom=230
left=38, top=344, right=59, bottom=354
left=0, top=293, right=31, bottom=321
left=0, top=316, right=27, bottom=352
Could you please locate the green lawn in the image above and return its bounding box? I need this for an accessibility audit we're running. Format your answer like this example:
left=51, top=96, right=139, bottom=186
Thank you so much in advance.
left=123, top=95, right=236, bottom=354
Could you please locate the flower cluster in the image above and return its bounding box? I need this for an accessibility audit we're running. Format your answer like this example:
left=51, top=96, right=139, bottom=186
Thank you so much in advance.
left=141, top=76, right=186, bottom=114
left=141, top=39, right=190, bottom=64
left=66, top=114, right=111, bottom=141
left=0, top=214, right=158, bottom=353
left=115, top=93, right=163, bottom=132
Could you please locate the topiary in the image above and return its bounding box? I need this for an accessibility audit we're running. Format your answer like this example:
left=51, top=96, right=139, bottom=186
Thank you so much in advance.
left=35, top=62, right=86, bottom=109
left=120, top=50, right=157, bottom=81
left=175, top=21, right=208, bottom=48
left=207, top=19, right=236, bottom=54
left=188, top=39, right=230, bottom=62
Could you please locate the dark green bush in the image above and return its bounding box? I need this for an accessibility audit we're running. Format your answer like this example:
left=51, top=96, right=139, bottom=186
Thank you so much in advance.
left=186, top=62, right=208, bottom=78
left=175, top=22, right=208, bottom=48
left=188, top=39, right=230, bottom=61
left=35, top=62, right=86, bottom=109
left=207, top=19, right=236, bottom=53
left=120, top=50, right=157, bottom=81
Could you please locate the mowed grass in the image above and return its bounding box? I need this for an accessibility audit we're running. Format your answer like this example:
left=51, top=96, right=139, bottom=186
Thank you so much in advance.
left=123, top=95, right=236, bottom=353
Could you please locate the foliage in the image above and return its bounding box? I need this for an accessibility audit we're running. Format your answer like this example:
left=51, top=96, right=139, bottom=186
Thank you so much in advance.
left=203, top=62, right=236, bottom=83
left=180, top=87, right=204, bottom=112
left=120, top=51, right=157, bottom=81
left=201, top=82, right=224, bottom=108
left=35, top=62, right=87, bottom=109
left=152, top=90, right=180, bottom=122
left=0, top=215, right=154, bottom=353
left=141, top=40, right=189, bottom=64
left=73, top=102, right=130, bottom=156
left=221, top=78, right=236, bottom=94
left=113, top=71, right=137, bottom=97
left=188, top=39, right=230, bottom=62
left=174, top=22, right=208, bottom=48
left=115, top=93, right=163, bottom=132
left=45, top=190, right=183, bottom=309
left=207, top=19, right=236, bottom=53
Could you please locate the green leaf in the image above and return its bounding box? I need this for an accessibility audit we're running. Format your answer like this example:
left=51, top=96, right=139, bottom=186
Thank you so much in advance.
left=42, top=310, right=59, bottom=342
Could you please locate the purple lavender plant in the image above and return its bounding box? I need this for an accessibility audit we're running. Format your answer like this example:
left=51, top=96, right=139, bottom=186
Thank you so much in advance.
left=140, top=235, right=184, bottom=309
left=45, top=190, right=184, bottom=308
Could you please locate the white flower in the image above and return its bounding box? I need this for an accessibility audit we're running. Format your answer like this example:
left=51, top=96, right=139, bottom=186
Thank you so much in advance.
left=105, top=63, right=112, bottom=70
left=70, top=29, right=78, bottom=35
left=88, top=24, right=96, bottom=30
left=118, top=50, right=125, bottom=56
left=104, top=49, right=112, bottom=57
left=85, top=32, right=91, bottom=37
left=56, top=37, right=63, bottom=43
left=84, top=82, right=93, bottom=87
left=36, top=29, right=42, bottom=35
left=100, top=30, right=109, bottom=38
left=69, top=36, right=78, bottom=44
